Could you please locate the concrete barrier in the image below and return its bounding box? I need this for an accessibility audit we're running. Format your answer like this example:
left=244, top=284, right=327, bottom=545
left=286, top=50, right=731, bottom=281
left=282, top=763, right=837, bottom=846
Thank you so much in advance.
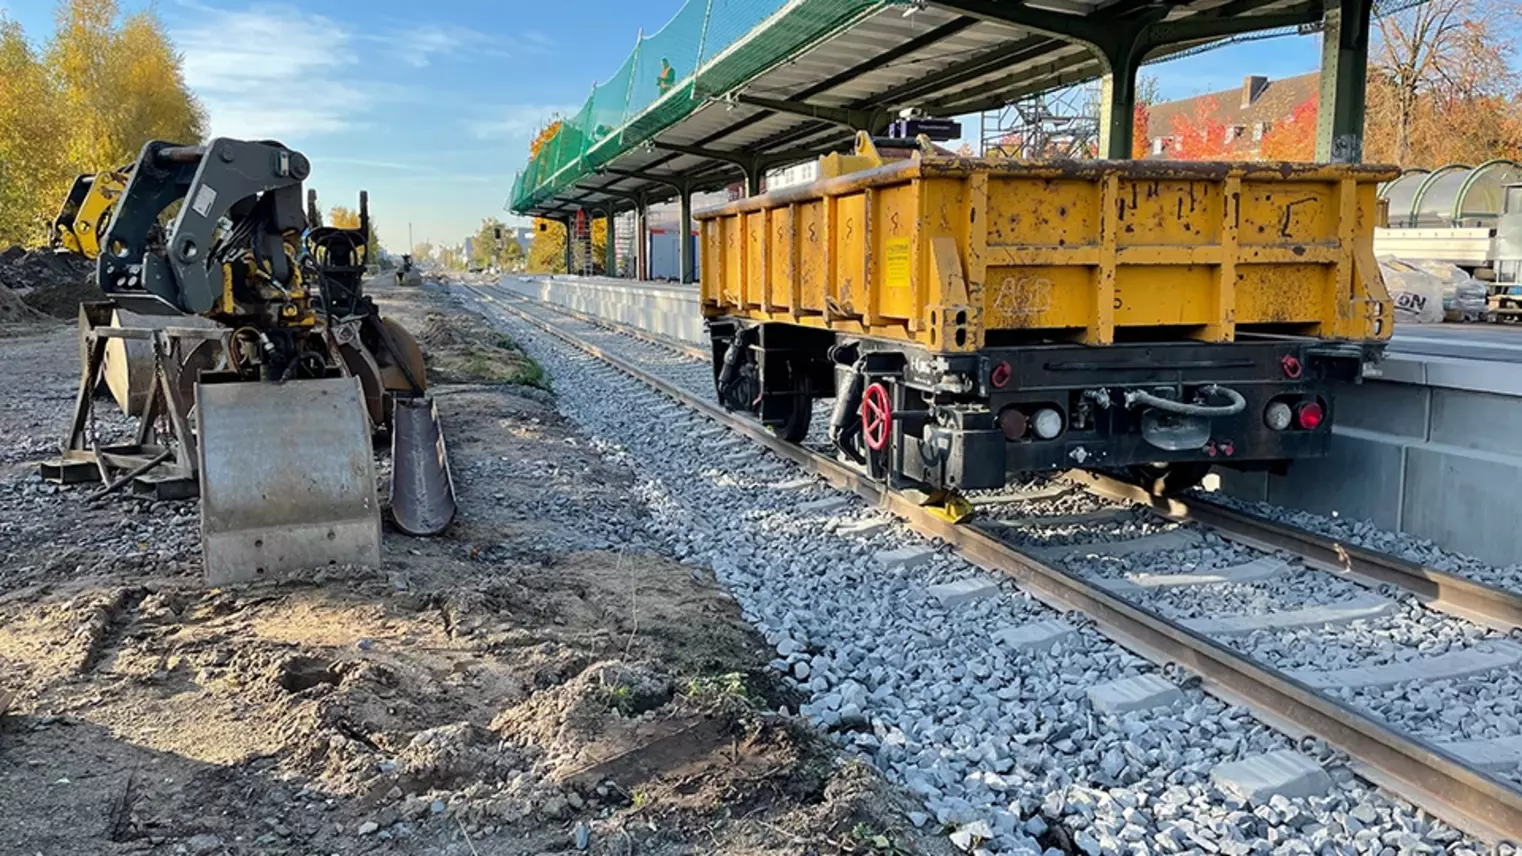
left=500, top=275, right=704, bottom=346
left=496, top=274, right=1522, bottom=566
left=1219, top=331, right=1522, bottom=566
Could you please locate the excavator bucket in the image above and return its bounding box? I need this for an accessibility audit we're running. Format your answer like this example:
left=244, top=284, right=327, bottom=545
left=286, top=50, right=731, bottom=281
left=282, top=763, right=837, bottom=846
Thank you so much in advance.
left=389, top=395, right=456, bottom=535
left=197, top=377, right=382, bottom=585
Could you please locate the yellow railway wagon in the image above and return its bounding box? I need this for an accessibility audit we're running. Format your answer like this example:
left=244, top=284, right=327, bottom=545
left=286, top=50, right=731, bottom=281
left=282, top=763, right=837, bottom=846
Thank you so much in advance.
left=695, top=135, right=1398, bottom=496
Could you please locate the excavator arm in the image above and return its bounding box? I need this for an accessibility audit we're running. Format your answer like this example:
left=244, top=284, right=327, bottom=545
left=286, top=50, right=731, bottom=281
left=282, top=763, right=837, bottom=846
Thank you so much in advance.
left=50, top=166, right=132, bottom=259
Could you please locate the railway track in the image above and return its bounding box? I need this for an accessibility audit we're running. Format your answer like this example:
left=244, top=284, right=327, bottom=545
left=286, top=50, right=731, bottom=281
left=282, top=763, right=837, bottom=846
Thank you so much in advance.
left=459, top=281, right=1522, bottom=847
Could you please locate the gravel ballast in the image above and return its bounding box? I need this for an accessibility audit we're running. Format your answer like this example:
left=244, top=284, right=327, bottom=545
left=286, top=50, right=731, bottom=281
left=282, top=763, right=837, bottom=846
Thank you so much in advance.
left=456, top=285, right=1487, bottom=856
left=1200, top=491, right=1522, bottom=595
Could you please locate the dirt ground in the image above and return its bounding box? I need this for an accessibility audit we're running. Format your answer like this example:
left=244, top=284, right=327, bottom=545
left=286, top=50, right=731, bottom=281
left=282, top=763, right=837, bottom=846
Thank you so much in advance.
left=0, top=277, right=950, bottom=855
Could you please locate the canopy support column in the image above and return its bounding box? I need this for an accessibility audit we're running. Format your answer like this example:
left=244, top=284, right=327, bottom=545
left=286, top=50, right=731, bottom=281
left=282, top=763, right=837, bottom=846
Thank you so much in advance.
left=679, top=187, right=695, bottom=285
left=561, top=218, right=573, bottom=275
left=1316, top=0, right=1373, bottom=162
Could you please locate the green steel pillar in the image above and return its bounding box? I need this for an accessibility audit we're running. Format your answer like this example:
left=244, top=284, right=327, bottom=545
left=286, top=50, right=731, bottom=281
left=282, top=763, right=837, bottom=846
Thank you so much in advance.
left=605, top=209, right=617, bottom=276
left=746, top=164, right=763, bottom=197
left=679, top=189, right=695, bottom=285
left=635, top=198, right=648, bottom=280
left=562, top=218, right=573, bottom=275
left=1097, top=37, right=1145, bottom=160
left=1316, top=0, right=1373, bottom=162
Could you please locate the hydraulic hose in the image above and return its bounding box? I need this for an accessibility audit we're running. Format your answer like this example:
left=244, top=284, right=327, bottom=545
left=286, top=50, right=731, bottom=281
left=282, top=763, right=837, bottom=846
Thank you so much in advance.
left=1124, top=384, right=1246, bottom=417
left=716, top=328, right=752, bottom=393
left=829, top=360, right=866, bottom=446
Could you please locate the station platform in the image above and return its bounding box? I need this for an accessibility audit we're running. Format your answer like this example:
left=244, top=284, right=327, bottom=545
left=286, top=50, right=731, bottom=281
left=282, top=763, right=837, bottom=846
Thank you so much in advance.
left=501, top=275, right=705, bottom=345
left=1390, top=324, right=1522, bottom=366
left=1222, top=326, right=1522, bottom=565
left=501, top=274, right=1521, bottom=566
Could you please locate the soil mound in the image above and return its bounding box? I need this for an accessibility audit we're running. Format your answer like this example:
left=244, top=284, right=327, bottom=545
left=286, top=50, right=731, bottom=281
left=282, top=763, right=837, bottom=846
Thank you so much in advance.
left=0, top=245, right=103, bottom=320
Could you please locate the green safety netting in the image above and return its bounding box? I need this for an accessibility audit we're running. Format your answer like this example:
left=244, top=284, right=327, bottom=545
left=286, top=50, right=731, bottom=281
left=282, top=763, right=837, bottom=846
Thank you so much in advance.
left=510, top=0, right=900, bottom=213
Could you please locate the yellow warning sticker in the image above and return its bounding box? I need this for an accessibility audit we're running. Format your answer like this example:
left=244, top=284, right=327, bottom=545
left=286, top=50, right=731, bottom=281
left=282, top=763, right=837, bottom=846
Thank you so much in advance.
left=884, top=238, right=912, bottom=291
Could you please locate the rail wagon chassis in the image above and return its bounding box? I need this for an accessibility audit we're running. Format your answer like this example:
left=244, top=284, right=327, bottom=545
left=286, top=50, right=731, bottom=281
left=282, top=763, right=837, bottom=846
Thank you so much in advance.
left=698, top=135, right=1395, bottom=495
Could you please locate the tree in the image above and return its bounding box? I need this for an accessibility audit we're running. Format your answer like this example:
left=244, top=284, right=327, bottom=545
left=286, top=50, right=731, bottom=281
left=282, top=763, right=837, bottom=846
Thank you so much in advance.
left=437, top=244, right=466, bottom=271
left=48, top=0, right=204, bottom=170
left=1131, top=102, right=1152, bottom=159
left=325, top=204, right=381, bottom=263
left=0, top=18, right=67, bottom=245
left=503, top=236, right=525, bottom=268
left=328, top=206, right=360, bottom=229
left=1168, top=96, right=1231, bottom=160
left=411, top=242, right=435, bottom=264
left=521, top=120, right=611, bottom=274
left=0, top=0, right=204, bottom=247
left=528, top=220, right=565, bottom=274
left=1131, top=74, right=1159, bottom=159
left=526, top=216, right=608, bottom=275
left=1366, top=0, right=1520, bottom=166
left=470, top=217, right=525, bottom=270
left=1259, top=95, right=1318, bottom=161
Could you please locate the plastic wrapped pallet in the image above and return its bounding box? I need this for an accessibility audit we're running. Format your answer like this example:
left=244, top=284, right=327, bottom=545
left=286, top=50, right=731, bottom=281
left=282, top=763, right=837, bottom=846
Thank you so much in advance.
left=1399, top=259, right=1490, bottom=320
left=1378, top=256, right=1446, bottom=324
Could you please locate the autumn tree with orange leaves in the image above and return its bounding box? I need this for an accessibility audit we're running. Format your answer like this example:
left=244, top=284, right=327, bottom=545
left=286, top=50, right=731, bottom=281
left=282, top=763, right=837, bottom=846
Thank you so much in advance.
left=1364, top=0, right=1521, bottom=166
left=1259, top=95, right=1318, bottom=161
left=523, top=119, right=609, bottom=274
left=1168, top=97, right=1232, bottom=160
left=1132, top=102, right=1152, bottom=159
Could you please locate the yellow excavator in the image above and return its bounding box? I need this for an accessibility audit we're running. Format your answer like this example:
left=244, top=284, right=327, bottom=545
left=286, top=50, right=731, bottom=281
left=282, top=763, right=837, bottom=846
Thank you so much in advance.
left=50, top=165, right=133, bottom=258
left=40, top=138, right=456, bottom=584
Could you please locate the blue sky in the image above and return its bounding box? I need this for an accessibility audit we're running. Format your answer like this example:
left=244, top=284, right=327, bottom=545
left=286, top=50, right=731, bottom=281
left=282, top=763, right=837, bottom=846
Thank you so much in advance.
left=1, top=0, right=1322, bottom=251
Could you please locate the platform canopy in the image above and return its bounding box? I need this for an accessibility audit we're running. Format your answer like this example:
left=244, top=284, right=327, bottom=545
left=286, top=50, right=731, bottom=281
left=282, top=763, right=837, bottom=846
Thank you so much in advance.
left=515, top=0, right=1387, bottom=220
left=513, top=0, right=1390, bottom=283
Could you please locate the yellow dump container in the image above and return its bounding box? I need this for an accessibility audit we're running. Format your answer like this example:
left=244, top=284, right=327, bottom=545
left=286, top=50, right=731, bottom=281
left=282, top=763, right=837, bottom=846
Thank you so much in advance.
left=698, top=134, right=1397, bottom=352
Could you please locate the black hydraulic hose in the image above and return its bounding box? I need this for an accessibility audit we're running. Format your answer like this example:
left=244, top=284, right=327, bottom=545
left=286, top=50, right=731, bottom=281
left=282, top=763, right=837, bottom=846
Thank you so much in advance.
left=1125, top=384, right=1246, bottom=417
left=829, top=360, right=865, bottom=444
left=829, top=360, right=867, bottom=464
left=716, top=328, right=752, bottom=393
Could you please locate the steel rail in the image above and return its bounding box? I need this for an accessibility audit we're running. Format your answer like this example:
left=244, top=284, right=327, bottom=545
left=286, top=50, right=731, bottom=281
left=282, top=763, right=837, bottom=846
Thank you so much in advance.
left=464, top=284, right=1522, bottom=845
left=1076, top=471, right=1522, bottom=633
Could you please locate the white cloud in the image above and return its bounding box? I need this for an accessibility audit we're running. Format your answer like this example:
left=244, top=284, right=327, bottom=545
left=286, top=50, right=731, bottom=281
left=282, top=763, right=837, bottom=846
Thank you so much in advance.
left=467, top=104, right=580, bottom=141
left=378, top=23, right=495, bottom=69
left=173, top=2, right=372, bottom=138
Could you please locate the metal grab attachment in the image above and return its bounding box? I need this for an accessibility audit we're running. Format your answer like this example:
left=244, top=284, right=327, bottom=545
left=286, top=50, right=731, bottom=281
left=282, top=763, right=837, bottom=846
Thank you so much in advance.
left=1125, top=384, right=1246, bottom=418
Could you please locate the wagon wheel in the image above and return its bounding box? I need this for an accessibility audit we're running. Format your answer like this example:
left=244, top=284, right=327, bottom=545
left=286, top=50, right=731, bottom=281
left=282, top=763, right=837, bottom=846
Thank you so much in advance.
left=769, top=375, right=813, bottom=444
left=861, top=382, right=892, bottom=452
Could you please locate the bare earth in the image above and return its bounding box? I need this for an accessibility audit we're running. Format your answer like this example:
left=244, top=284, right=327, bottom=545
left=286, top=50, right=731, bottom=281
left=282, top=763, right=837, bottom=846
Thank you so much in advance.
left=0, top=279, right=950, bottom=856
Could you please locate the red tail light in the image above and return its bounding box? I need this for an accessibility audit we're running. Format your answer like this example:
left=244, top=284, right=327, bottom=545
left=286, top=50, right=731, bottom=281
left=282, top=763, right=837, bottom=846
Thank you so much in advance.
left=1296, top=401, right=1325, bottom=430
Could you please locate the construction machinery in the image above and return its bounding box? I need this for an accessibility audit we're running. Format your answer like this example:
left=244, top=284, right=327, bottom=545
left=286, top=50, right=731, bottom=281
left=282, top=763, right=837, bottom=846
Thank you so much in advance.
left=39, top=138, right=456, bottom=584
left=396, top=254, right=423, bottom=287
left=50, top=165, right=133, bottom=258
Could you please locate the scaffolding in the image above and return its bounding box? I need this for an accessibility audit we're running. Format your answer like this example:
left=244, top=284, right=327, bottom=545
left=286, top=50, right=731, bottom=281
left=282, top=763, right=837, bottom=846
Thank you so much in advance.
left=980, top=84, right=1101, bottom=160
left=570, top=211, right=595, bottom=276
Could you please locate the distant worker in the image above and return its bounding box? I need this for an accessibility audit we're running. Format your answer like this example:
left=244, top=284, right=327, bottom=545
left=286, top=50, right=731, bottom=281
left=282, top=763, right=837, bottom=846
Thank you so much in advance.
left=657, top=58, right=676, bottom=95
